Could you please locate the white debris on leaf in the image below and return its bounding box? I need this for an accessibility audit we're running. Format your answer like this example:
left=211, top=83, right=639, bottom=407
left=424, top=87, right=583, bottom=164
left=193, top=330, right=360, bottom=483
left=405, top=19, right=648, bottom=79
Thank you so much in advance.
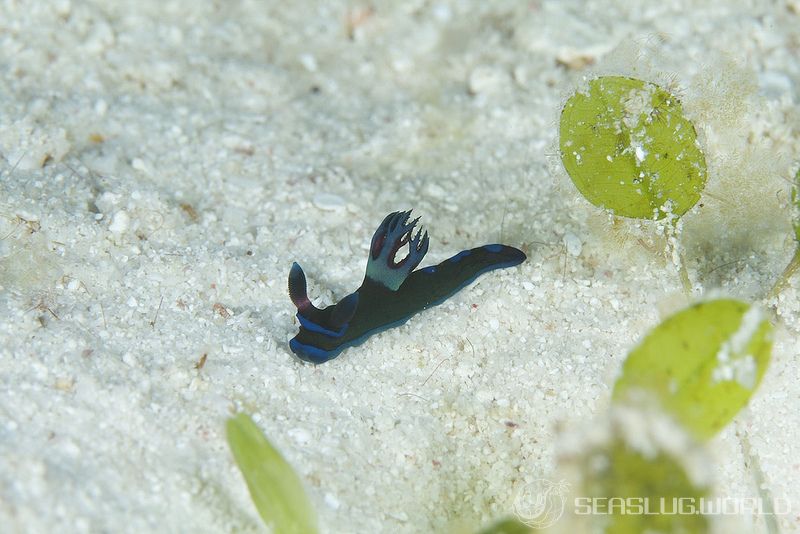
left=633, top=142, right=647, bottom=164
left=728, top=306, right=764, bottom=355
left=621, top=85, right=656, bottom=128
left=712, top=306, right=764, bottom=389
left=712, top=355, right=758, bottom=389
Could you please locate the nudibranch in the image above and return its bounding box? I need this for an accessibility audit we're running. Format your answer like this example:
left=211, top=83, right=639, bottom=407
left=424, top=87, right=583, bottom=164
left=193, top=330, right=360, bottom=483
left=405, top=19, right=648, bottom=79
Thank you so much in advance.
left=288, top=211, right=526, bottom=363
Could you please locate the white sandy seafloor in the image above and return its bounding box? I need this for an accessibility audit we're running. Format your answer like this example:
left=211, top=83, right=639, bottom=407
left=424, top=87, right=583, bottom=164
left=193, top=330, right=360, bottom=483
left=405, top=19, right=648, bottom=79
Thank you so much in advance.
left=1, top=1, right=799, bottom=533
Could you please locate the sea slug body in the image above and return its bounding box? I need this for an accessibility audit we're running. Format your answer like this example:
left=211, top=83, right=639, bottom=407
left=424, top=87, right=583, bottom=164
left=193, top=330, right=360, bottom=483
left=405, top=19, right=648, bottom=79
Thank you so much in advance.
left=288, top=211, right=526, bottom=363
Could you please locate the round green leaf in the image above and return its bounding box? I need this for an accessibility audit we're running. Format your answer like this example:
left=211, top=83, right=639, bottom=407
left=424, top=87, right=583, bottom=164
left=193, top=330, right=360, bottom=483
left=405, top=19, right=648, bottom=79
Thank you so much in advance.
left=612, top=299, right=772, bottom=439
left=560, top=76, right=707, bottom=219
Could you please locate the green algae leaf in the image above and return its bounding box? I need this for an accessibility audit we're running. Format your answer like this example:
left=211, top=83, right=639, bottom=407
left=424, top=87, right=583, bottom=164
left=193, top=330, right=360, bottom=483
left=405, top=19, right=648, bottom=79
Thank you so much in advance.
left=595, top=444, right=709, bottom=534
left=476, top=517, right=536, bottom=534
left=560, top=76, right=707, bottom=219
left=226, top=413, right=318, bottom=534
left=573, top=413, right=711, bottom=534
left=613, top=299, right=772, bottom=439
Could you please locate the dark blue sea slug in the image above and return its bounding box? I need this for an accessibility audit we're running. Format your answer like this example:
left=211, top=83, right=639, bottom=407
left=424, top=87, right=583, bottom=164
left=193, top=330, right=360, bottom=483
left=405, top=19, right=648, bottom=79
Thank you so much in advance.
left=288, top=211, right=526, bottom=363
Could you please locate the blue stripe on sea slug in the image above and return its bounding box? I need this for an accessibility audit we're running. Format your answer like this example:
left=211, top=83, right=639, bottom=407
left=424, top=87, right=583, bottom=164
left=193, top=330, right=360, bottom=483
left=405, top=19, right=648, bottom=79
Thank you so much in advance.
left=450, top=250, right=471, bottom=262
left=296, top=313, right=347, bottom=338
